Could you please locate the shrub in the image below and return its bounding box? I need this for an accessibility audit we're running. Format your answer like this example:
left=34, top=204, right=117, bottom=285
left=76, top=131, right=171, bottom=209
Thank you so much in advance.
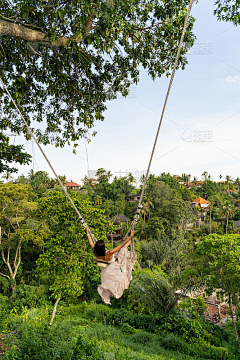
left=160, top=333, right=230, bottom=360
left=106, top=309, right=157, bottom=332
left=8, top=285, right=50, bottom=311
left=130, top=331, right=156, bottom=345
left=4, top=319, right=75, bottom=360
left=160, top=333, right=190, bottom=353
left=71, top=334, right=104, bottom=360
left=83, top=301, right=113, bottom=321
left=0, top=294, right=9, bottom=328
left=120, top=323, right=136, bottom=335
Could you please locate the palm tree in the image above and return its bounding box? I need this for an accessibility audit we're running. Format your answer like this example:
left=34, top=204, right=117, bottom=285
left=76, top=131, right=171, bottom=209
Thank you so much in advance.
left=142, top=202, right=150, bottom=223
left=127, top=172, right=135, bottom=184
left=225, top=175, right=232, bottom=194
left=192, top=176, right=199, bottom=186
left=208, top=196, right=215, bottom=234
left=201, top=171, right=209, bottom=188
left=1, top=171, right=13, bottom=182
left=27, top=169, right=34, bottom=180
left=145, top=193, right=154, bottom=220
left=235, top=177, right=240, bottom=192
left=219, top=200, right=236, bottom=234
left=140, top=174, right=146, bottom=186
left=107, top=170, right=113, bottom=181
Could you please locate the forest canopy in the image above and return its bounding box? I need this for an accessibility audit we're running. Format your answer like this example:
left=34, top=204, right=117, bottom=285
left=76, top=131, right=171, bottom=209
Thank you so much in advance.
left=0, top=0, right=196, bottom=148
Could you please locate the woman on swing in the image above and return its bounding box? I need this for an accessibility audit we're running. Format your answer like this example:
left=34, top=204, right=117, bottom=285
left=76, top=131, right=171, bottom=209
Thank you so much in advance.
left=87, top=229, right=135, bottom=305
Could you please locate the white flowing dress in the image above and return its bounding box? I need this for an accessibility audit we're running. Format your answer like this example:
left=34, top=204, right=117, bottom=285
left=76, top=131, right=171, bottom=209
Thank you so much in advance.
left=97, top=247, right=133, bottom=305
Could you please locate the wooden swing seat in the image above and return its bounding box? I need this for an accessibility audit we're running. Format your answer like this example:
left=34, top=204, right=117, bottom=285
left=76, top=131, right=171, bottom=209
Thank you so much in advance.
left=94, top=258, right=109, bottom=268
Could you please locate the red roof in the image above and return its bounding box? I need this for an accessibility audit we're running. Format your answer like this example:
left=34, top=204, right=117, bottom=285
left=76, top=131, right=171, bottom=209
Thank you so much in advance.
left=66, top=182, right=81, bottom=187
left=192, top=197, right=210, bottom=204
left=89, top=178, right=97, bottom=181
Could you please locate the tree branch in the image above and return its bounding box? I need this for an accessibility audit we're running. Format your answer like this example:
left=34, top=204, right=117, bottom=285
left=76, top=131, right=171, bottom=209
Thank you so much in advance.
left=1, top=249, right=7, bottom=265
left=13, top=245, right=21, bottom=279
left=14, top=243, right=20, bottom=268
left=0, top=14, right=94, bottom=47
left=0, top=272, right=10, bottom=279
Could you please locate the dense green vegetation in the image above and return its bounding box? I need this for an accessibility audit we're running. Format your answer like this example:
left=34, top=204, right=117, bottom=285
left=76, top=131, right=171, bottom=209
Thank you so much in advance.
left=1, top=169, right=240, bottom=358
left=1, top=1, right=240, bottom=356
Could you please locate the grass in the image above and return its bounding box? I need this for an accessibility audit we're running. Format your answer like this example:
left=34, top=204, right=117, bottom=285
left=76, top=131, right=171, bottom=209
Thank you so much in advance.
left=0, top=302, right=237, bottom=360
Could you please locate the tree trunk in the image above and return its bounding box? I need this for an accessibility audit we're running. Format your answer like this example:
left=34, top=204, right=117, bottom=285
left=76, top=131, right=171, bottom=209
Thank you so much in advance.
left=226, top=215, right=229, bottom=234
left=10, top=278, right=17, bottom=292
left=229, top=293, right=238, bottom=340
left=209, top=205, right=212, bottom=234
left=50, top=291, right=62, bottom=325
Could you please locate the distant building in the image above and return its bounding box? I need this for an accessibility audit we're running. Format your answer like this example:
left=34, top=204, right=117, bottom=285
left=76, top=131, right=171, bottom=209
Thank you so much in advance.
left=106, top=214, right=129, bottom=244
left=106, top=227, right=123, bottom=243
left=177, top=179, right=185, bottom=185
left=127, top=191, right=145, bottom=203
left=66, top=182, right=81, bottom=190
left=112, top=214, right=129, bottom=225
left=89, top=178, right=98, bottom=185
left=192, top=197, right=210, bottom=209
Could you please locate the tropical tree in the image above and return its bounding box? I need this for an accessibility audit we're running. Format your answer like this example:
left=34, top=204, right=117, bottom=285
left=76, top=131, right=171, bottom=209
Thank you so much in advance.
left=142, top=202, right=150, bottom=224
left=226, top=175, right=232, bottom=194
left=0, top=183, right=49, bottom=290
left=201, top=171, right=209, bottom=185
left=0, top=132, right=31, bottom=174
left=145, top=193, right=154, bottom=220
left=82, top=175, right=95, bottom=200
left=37, top=232, right=89, bottom=324
left=0, top=0, right=195, bottom=148
left=208, top=197, right=213, bottom=234
left=180, top=173, right=188, bottom=183
left=235, top=177, right=240, bottom=192
left=219, top=199, right=236, bottom=234
left=192, top=176, right=199, bottom=186
left=127, top=172, right=135, bottom=185
left=96, top=168, right=111, bottom=183
left=132, top=268, right=177, bottom=314
left=195, top=234, right=240, bottom=339
left=157, top=172, right=180, bottom=190
left=95, top=195, right=103, bottom=206
left=36, top=190, right=113, bottom=321
left=1, top=171, right=14, bottom=183
left=214, top=0, right=240, bottom=26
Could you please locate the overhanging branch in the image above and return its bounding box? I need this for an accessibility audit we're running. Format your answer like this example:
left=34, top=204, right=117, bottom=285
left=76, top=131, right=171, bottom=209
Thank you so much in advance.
left=0, top=14, right=94, bottom=47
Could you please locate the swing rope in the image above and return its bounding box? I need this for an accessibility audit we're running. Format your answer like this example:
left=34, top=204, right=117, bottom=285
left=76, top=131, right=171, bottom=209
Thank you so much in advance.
left=123, top=0, right=194, bottom=254
left=0, top=0, right=194, bottom=253
left=0, top=77, right=97, bottom=245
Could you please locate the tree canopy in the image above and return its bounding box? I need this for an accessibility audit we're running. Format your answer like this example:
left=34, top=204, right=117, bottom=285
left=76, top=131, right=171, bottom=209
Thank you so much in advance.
left=214, top=0, right=240, bottom=25
left=0, top=132, right=31, bottom=174
left=0, top=0, right=195, bottom=148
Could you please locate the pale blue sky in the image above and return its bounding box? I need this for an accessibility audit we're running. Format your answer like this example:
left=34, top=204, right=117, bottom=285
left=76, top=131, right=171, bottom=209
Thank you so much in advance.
left=9, top=0, right=240, bottom=184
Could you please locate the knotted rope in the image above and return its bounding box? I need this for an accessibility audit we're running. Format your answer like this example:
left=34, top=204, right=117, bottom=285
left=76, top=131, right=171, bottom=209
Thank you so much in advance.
left=124, top=0, right=195, bottom=261
left=0, top=77, right=97, bottom=245
left=0, top=0, right=194, bottom=252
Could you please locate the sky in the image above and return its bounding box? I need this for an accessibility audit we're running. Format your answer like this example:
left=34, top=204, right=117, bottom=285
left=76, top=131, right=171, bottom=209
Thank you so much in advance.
left=7, top=0, right=240, bottom=185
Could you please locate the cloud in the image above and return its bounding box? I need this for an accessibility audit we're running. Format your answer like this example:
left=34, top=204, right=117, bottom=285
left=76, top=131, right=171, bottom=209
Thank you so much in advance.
left=224, top=75, right=240, bottom=84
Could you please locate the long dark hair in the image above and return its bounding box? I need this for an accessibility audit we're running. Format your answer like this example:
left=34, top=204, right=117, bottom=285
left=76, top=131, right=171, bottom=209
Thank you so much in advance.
left=94, top=240, right=106, bottom=257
